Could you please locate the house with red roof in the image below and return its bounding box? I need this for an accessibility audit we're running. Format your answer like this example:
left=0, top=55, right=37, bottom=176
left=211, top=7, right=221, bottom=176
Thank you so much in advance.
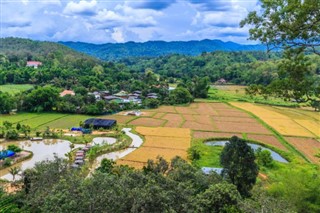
left=26, top=61, right=42, bottom=68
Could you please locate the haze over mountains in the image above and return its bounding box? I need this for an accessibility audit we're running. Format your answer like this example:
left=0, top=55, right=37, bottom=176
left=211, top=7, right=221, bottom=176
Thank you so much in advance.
left=60, top=39, right=266, bottom=61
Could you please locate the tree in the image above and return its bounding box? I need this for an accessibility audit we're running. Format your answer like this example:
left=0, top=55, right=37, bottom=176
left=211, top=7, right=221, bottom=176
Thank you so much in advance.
left=196, top=183, right=241, bottom=213
left=168, top=87, right=193, bottom=104
left=220, top=136, right=259, bottom=197
left=255, top=148, right=273, bottom=167
left=240, top=0, right=320, bottom=55
left=267, top=48, right=319, bottom=103
left=0, top=92, right=16, bottom=114
left=9, top=167, right=21, bottom=182
left=96, top=158, right=115, bottom=174
left=23, top=86, right=60, bottom=112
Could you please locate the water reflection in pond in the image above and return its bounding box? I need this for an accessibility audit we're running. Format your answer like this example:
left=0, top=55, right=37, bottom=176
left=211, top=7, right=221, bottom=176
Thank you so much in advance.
left=204, top=141, right=288, bottom=163
left=0, top=139, right=72, bottom=180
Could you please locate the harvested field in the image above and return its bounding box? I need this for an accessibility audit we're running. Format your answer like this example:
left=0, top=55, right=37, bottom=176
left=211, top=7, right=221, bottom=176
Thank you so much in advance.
left=183, top=114, right=196, bottom=121
left=193, top=131, right=242, bottom=139
left=214, top=121, right=271, bottom=134
left=128, top=118, right=165, bottom=127
left=208, top=103, right=234, bottom=110
left=143, top=136, right=190, bottom=150
left=154, top=106, right=177, bottom=113
left=175, top=106, right=197, bottom=114
left=193, top=103, right=218, bottom=115
left=215, top=109, right=251, bottom=117
left=153, top=112, right=166, bottom=119
left=285, top=137, right=320, bottom=163
left=118, top=127, right=191, bottom=168
left=136, top=126, right=190, bottom=138
left=213, top=116, right=257, bottom=123
left=182, top=121, right=215, bottom=131
left=121, top=146, right=188, bottom=162
left=100, top=115, right=136, bottom=124
left=162, top=114, right=184, bottom=128
left=247, top=134, right=287, bottom=151
left=193, top=115, right=214, bottom=125
left=231, top=102, right=316, bottom=137
left=140, top=111, right=157, bottom=117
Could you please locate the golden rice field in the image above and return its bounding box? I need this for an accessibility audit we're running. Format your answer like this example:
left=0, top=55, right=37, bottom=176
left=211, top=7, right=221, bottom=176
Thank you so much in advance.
left=118, top=127, right=191, bottom=168
left=230, top=102, right=319, bottom=138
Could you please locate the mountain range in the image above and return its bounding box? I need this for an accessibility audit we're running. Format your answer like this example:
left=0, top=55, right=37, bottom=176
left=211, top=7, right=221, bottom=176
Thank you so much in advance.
left=60, top=39, right=266, bottom=61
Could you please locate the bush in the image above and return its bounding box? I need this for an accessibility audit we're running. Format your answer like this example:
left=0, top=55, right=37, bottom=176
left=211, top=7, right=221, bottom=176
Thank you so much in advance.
left=5, top=130, right=19, bottom=140
left=256, top=148, right=273, bottom=167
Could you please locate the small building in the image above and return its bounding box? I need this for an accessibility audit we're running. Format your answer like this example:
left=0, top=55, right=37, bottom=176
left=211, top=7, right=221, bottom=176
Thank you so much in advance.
left=60, top=90, right=75, bottom=97
left=216, top=78, right=227, bottom=85
left=114, top=90, right=129, bottom=99
left=26, top=61, right=42, bottom=68
left=84, top=118, right=117, bottom=129
left=88, top=91, right=101, bottom=100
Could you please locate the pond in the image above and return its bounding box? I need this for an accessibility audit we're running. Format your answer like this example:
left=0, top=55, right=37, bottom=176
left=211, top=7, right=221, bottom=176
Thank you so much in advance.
left=92, top=128, right=143, bottom=170
left=204, top=141, right=288, bottom=163
left=0, top=139, right=72, bottom=180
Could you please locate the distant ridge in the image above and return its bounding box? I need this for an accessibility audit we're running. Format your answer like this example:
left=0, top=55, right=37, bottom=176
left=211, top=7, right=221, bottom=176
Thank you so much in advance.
left=60, top=39, right=266, bottom=61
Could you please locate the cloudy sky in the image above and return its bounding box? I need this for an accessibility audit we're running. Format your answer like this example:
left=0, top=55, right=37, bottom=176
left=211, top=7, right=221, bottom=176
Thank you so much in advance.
left=1, top=0, right=260, bottom=44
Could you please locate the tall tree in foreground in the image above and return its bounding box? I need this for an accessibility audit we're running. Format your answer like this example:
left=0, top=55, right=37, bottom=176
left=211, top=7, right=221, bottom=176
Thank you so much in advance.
left=220, top=136, right=259, bottom=197
left=240, top=0, right=320, bottom=55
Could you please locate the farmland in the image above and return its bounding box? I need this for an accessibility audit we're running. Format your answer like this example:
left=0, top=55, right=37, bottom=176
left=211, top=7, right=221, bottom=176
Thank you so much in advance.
left=118, top=127, right=191, bottom=168
left=230, top=102, right=319, bottom=138
left=0, top=84, right=33, bottom=94
left=0, top=113, right=95, bottom=130
left=1, top=101, right=319, bottom=166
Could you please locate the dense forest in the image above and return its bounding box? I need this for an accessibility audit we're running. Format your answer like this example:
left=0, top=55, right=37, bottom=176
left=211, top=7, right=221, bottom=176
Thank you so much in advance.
left=60, top=39, right=266, bottom=61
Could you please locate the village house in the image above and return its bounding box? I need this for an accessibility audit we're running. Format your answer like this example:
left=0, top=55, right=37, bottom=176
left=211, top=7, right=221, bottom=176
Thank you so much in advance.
left=60, top=89, right=75, bottom=97
left=26, top=61, right=42, bottom=68
left=215, top=78, right=227, bottom=85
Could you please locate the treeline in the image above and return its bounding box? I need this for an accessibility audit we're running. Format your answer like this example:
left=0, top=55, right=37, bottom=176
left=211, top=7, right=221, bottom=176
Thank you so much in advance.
left=121, top=51, right=282, bottom=85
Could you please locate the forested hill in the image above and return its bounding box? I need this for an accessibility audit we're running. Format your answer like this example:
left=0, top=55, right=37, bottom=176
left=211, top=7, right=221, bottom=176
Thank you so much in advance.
left=60, top=39, right=266, bottom=61
left=0, top=37, right=97, bottom=63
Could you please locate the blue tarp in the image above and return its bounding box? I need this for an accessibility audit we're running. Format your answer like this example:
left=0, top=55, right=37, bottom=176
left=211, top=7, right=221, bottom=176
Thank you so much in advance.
left=71, top=127, right=83, bottom=131
left=0, top=150, right=15, bottom=160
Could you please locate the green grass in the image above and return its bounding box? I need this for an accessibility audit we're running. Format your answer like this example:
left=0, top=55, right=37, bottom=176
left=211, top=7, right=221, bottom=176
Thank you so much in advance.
left=0, top=113, right=94, bottom=130
left=41, top=114, right=94, bottom=129
left=0, top=84, right=33, bottom=94
left=192, top=138, right=222, bottom=167
left=206, top=86, right=299, bottom=107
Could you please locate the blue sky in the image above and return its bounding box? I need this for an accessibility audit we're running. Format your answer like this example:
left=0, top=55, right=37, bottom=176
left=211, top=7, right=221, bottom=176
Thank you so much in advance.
left=1, top=0, right=260, bottom=44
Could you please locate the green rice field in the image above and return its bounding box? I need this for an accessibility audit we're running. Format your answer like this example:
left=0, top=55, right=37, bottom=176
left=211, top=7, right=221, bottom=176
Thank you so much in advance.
left=0, top=113, right=95, bottom=130
left=0, top=84, right=34, bottom=94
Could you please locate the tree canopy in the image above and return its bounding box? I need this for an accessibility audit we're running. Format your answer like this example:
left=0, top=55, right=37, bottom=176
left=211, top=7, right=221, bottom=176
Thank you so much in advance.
left=240, top=0, right=320, bottom=55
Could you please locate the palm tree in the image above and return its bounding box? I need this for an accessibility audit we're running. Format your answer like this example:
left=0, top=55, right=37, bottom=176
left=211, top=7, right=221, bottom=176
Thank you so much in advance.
left=9, top=167, right=21, bottom=182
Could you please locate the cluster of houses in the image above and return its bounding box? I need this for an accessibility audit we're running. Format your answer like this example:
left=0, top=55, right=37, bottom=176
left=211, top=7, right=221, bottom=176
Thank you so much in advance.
left=71, top=145, right=91, bottom=168
left=60, top=89, right=159, bottom=105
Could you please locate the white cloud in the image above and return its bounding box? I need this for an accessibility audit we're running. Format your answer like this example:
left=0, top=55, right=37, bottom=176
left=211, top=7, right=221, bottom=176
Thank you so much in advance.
left=111, top=28, right=125, bottom=42
left=63, top=0, right=97, bottom=16
left=1, top=0, right=260, bottom=44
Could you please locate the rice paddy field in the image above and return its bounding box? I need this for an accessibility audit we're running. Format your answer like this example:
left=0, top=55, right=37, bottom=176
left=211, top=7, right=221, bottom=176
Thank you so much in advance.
left=1, top=99, right=319, bottom=165
left=112, top=102, right=319, bottom=165
left=0, top=84, right=33, bottom=94
left=117, top=127, right=191, bottom=168
left=0, top=113, right=94, bottom=130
